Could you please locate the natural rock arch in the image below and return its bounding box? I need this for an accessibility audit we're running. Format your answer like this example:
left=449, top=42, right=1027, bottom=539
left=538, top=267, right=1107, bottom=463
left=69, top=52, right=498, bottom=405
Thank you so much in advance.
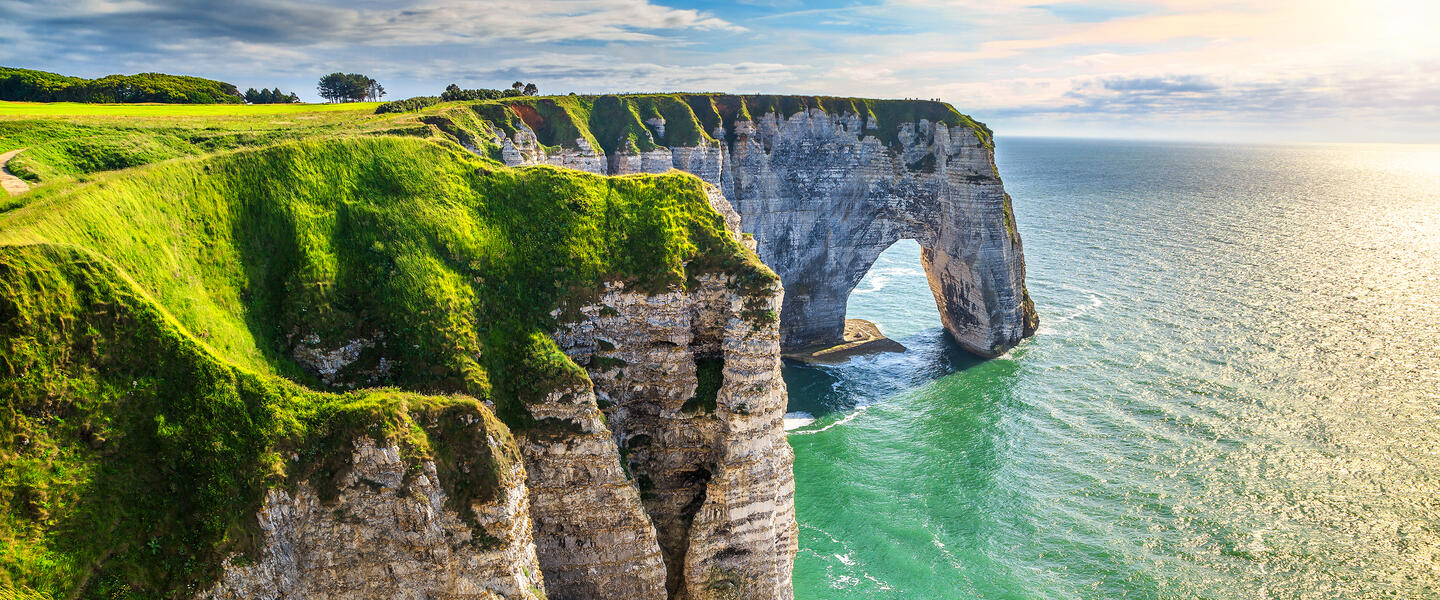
left=483, top=95, right=1038, bottom=357
left=716, top=110, right=1038, bottom=357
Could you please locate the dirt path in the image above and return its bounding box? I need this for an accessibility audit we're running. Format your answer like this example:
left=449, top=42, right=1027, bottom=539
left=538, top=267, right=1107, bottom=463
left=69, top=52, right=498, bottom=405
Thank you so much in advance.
left=1, top=148, right=32, bottom=195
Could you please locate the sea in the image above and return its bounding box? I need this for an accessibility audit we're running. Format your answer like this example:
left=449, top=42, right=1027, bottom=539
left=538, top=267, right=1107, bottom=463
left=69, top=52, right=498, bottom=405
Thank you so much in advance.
left=784, top=138, right=1440, bottom=599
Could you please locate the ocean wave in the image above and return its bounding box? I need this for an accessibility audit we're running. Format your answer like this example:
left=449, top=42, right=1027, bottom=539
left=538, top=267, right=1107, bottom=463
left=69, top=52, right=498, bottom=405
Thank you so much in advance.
left=1036, top=289, right=1105, bottom=335
left=788, top=405, right=869, bottom=435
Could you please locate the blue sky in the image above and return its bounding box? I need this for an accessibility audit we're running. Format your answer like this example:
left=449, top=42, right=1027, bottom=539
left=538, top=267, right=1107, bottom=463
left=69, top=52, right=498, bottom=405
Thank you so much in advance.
left=2, top=0, right=1437, bottom=142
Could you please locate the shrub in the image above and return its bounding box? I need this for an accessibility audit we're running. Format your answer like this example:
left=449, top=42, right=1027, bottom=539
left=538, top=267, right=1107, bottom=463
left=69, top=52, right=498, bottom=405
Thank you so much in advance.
left=375, top=96, right=442, bottom=114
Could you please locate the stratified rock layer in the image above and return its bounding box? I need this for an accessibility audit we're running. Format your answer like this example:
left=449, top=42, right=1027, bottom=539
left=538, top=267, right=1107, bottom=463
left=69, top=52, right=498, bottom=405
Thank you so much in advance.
left=552, top=274, right=795, bottom=600
left=517, top=380, right=669, bottom=600
left=489, top=99, right=1037, bottom=357
left=205, top=438, right=543, bottom=600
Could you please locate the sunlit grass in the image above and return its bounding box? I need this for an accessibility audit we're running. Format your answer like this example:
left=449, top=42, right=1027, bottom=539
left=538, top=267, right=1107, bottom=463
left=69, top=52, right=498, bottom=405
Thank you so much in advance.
left=0, top=101, right=380, bottom=117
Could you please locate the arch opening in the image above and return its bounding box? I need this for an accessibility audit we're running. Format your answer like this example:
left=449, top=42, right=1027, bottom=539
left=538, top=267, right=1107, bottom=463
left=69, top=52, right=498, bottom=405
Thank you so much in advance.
left=844, top=238, right=943, bottom=342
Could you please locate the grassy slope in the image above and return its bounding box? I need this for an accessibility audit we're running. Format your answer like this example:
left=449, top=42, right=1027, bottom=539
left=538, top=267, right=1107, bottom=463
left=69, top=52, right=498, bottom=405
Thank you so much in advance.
left=0, top=135, right=773, bottom=599
left=0, top=102, right=379, bottom=117
left=0, top=102, right=397, bottom=186
left=1, top=242, right=519, bottom=598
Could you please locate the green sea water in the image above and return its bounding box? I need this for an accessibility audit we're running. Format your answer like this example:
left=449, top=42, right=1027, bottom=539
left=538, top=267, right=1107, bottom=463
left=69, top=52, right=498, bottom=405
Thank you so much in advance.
left=785, top=138, right=1440, bottom=599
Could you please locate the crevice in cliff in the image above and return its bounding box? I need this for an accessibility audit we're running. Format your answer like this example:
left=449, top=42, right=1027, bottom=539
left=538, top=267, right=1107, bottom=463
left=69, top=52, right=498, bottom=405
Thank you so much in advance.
left=665, top=465, right=712, bottom=597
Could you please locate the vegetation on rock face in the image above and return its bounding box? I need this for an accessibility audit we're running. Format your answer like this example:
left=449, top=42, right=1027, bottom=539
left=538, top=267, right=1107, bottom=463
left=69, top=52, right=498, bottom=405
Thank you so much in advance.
left=0, top=67, right=243, bottom=104
left=0, top=135, right=772, bottom=598
left=681, top=358, right=725, bottom=414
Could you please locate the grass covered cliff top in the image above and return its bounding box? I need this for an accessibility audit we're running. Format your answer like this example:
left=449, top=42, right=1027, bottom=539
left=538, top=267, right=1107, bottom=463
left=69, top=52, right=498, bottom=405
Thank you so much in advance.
left=407, top=92, right=994, bottom=154
left=0, top=93, right=992, bottom=191
left=0, top=131, right=774, bottom=598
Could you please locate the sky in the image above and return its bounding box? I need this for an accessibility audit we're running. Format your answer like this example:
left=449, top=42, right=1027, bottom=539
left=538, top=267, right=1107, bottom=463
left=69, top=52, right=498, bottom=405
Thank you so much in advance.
left=2, top=0, right=1437, bottom=142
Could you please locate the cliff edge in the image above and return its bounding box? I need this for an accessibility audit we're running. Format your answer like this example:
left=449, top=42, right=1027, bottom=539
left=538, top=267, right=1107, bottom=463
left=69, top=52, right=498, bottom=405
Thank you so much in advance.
left=423, top=94, right=1038, bottom=356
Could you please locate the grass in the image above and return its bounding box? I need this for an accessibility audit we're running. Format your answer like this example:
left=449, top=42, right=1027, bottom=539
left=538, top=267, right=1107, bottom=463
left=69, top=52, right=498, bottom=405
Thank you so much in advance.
left=0, top=103, right=402, bottom=185
left=0, top=136, right=775, bottom=598
left=0, top=101, right=379, bottom=117
left=0, top=242, right=522, bottom=599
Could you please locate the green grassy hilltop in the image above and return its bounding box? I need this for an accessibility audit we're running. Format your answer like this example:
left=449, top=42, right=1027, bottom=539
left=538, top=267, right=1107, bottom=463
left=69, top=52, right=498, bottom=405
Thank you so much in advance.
left=0, top=92, right=983, bottom=598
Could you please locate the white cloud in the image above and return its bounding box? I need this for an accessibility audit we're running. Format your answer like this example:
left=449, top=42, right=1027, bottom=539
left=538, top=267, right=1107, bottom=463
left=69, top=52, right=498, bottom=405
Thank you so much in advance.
left=4, top=0, right=1437, bottom=141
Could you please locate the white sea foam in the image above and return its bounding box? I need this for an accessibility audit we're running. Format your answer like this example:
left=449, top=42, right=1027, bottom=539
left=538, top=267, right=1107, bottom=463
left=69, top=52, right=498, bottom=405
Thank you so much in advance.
left=788, top=405, right=869, bottom=436
left=1036, top=291, right=1105, bottom=335
left=851, top=274, right=888, bottom=294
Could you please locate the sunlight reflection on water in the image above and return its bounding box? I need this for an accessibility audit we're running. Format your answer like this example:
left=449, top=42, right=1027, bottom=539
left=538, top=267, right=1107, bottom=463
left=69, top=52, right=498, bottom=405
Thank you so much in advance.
left=787, top=140, right=1440, bottom=599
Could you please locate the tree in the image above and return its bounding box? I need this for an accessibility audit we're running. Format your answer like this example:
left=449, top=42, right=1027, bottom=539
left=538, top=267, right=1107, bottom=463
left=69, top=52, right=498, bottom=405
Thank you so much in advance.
left=319, top=73, right=385, bottom=102
left=511, top=81, right=523, bottom=93
left=523, top=82, right=538, bottom=96
left=365, top=79, right=385, bottom=102
left=241, top=85, right=302, bottom=104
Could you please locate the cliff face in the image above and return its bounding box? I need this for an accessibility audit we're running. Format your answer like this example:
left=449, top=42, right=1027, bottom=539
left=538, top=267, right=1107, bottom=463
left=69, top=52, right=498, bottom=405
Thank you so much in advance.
left=473, top=94, right=1038, bottom=357
left=205, top=438, right=543, bottom=600
left=549, top=273, right=795, bottom=600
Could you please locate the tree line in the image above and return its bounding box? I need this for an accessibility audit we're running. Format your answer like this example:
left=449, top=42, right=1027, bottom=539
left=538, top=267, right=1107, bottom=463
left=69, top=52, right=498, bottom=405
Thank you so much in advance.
left=374, top=81, right=542, bottom=114
left=0, top=66, right=244, bottom=103
left=1, top=65, right=543, bottom=106
left=244, top=87, right=300, bottom=104
left=441, top=81, right=539, bottom=101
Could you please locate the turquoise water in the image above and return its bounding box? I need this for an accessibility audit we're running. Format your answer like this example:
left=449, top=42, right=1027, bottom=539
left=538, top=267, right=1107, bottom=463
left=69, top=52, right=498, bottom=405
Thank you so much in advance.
left=786, top=139, right=1440, bottom=599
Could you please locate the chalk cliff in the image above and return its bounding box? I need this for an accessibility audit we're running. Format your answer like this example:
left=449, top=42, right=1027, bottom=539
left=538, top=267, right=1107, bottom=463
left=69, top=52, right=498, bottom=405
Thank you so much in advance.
left=549, top=273, right=795, bottom=600
left=461, top=94, right=1038, bottom=357
left=205, top=438, right=544, bottom=600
